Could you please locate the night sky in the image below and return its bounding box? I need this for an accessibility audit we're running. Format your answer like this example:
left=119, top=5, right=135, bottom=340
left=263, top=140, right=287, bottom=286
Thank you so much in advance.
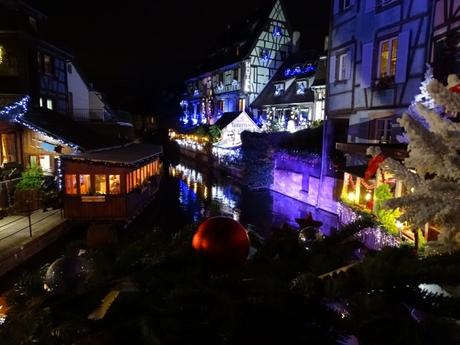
left=27, top=0, right=330, bottom=118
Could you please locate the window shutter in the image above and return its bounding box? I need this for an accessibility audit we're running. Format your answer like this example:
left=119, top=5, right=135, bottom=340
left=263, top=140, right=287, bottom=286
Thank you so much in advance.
left=333, top=0, right=340, bottom=15
left=361, top=42, right=374, bottom=88
left=329, top=55, right=337, bottom=83
left=395, top=30, right=411, bottom=84
left=365, top=0, right=375, bottom=13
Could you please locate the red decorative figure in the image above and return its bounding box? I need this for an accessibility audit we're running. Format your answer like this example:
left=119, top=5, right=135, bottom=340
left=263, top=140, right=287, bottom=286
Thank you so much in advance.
left=192, top=216, right=250, bottom=268
left=449, top=84, right=460, bottom=94
left=364, top=147, right=386, bottom=181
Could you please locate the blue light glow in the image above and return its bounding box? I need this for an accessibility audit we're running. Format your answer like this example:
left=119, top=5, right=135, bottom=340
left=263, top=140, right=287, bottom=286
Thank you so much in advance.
left=272, top=25, right=282, bottom=37
left=284, top=64, right=316, bottom=78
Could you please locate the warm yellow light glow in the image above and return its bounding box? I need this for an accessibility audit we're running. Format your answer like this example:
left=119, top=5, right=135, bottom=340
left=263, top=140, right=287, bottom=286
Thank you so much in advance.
left=0, top=46, right=4, bottom=65
left=365, top=191, right=372, bottom=201
left=410, top=187, right=415, bottom=193
left=348, top=191, right=355, bottom=202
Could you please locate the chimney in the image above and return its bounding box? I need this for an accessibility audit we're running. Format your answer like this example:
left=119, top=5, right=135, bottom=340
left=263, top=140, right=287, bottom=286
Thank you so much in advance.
left=292, top=31, right=301, bottom=53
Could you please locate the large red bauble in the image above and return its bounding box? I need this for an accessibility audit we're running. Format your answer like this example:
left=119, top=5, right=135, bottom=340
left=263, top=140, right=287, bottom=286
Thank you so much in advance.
left=192, top=216, right=250, bottom=267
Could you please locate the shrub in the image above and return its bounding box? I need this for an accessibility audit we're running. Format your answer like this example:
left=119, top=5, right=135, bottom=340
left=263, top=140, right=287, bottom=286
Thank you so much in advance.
left=16, top=165, right=45, bottom=191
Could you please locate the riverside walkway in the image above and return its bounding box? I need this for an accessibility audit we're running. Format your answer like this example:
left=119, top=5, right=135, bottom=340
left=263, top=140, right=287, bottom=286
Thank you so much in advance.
left=0, top=209, right=67, bottom=276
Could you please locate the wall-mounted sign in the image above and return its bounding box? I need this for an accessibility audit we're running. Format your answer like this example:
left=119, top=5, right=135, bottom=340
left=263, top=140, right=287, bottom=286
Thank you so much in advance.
left=81, top=195, right=106, bottom=203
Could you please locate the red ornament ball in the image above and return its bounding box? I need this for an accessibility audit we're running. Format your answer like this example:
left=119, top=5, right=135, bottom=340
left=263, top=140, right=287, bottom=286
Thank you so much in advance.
left=192, top=216, right=250, bottom=267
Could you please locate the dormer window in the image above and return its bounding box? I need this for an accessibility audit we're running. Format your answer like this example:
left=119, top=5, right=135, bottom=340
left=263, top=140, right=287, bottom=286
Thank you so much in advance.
left=296, top=80, right=308, bottom=95
left=274, top=83, right=284, bottom=96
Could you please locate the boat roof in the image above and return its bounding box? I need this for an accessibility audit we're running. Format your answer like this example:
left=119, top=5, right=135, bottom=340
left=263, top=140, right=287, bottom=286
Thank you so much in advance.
left=63, top=143, right=162, bottom=166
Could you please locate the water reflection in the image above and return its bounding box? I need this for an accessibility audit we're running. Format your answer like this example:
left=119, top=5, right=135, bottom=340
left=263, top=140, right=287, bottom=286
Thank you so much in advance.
left=168, top=161, right=337, bottom=238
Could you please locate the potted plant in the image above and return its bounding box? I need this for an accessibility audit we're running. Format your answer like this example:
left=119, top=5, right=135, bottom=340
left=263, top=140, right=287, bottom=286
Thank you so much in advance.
left=15, top=165, right=44, bottom=212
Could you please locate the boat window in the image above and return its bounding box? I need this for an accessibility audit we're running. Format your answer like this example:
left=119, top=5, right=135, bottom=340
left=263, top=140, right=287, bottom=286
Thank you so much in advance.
left=95, top=175, right=107, bottom=194
left=109, top=175, right=121, bottom=194
left=65, top=174, right=77, bottom=194
left=79, top=174, right=91, bottom=195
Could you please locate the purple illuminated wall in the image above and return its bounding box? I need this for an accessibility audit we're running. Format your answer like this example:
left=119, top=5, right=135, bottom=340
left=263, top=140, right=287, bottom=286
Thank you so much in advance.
left=271, top=153, right=340, bottom=215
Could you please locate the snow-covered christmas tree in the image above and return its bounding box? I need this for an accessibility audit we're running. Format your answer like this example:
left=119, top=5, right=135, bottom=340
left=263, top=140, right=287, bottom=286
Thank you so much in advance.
left=382, top=73, right=460, bottom=253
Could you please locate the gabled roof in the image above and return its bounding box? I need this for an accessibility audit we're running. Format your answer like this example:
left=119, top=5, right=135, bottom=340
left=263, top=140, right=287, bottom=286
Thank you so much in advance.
left=213, top=112, right=241, bottom=130
left=251, top=51, right=325, bottom=108
left=63, top=143, right=162, bottom=166
left=21, top=108, right=128, bottom=151
left=188, top=0, right=289, bottom=79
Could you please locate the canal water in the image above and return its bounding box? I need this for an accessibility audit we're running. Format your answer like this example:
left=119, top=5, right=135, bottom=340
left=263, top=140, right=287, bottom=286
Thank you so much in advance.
left=0, top=159, right=338, bottom=284
left=133, top=159, right=338, bottom=239
left=0, top=158, right=338, bottom=321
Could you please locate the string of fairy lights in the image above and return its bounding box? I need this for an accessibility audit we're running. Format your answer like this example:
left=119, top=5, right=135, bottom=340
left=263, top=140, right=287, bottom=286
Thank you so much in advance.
left=0, top=96, right=81, bottom=190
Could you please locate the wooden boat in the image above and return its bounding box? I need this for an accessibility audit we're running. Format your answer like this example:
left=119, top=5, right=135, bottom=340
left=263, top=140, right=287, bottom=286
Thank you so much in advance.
left=62, top=143, right=162, bottom=222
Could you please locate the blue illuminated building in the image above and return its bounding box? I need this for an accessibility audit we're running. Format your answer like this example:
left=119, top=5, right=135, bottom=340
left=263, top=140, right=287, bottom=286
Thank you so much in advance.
left=319, top=0, right=434, bottom=215
left=251, top=52, right=326, bottom=132
left=179, top=0, right=293, bottom=127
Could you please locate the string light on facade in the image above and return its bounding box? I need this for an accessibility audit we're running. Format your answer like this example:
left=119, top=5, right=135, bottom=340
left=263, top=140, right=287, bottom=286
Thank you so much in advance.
left=365, top=191, right=372, bottom=201
left=0, top=96, right=79, bottom=150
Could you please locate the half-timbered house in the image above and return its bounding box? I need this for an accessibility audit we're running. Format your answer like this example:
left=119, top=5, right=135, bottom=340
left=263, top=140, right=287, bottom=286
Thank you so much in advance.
left=431, top=0, right=460, bottom=81
left=180, top=0, right=294, bottom=126
left=319, top=0, right=434, bottom=214
left=251, top=52, right=326, bottom=132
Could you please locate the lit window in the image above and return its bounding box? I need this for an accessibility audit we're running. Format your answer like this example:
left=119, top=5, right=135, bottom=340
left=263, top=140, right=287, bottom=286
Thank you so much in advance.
left=39, top=97, right=44, bottom=107
left=135, top=169, right=141, bottom=186
left=79, top=174, right=91, bottom=195
left=0, top=46, right=4, bottom=65
left=126, top=174, right=130, bottom=193
left=109, top=175, right=120, bottom=194
left=238, top=98, right=245, bottom=111
left=337, top=52, right=348, bottom=81
left=378, top=37, right=398, bottom=78
left=296, top=81, right=308, bottom=95
left=43, top=54, right=53, bottom=74
left=39, top=155, right=51, bottom=172
left=2, top=133, right=16, bottom=164
left=65, top=174, right=77, bottom=194
left=95, top=175, right=106, bottom=194
left=376, top=118, right=393, bottom=143
left=46, top=99, right=53, bottom=110
left=274, top=83, right=285, bottom=96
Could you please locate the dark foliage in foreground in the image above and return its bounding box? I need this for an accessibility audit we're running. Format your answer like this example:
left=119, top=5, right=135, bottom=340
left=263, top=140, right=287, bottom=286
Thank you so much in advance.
left=1, top=219, right=460, bottom=345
